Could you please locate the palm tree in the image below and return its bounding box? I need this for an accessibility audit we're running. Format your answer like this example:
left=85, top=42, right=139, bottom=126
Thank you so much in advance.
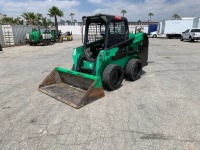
left=21, top=12, right=42, bottom=25
left=40, top=17, right=53, bottom=27
left=121, top=10, right=127, bottom=17
left=0, top=17, right=23, bottom=25
left=69, top=13, right=75, bottom=23
left=148, top=12, right=154, bottom=21
left=35, top=13, right=43, bottom=23
left=48, top=6, right=64, bottom=35
left=0, top=17, right=14, bottom=25
left=21, top=12, right=31, bottom=25
left=28, top=12, right=36, bottom=25
left=14, top=17, right=23, bottom=25
left=172, top=13, right=181, bottom=20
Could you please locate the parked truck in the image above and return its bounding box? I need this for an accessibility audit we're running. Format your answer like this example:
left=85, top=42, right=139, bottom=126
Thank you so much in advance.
left=150, top=17, right=200, bottom=38
left=148, top=24, right=157, bottom=35
left=181, top=28, right=200, bottom=42
left=28, top=27, right=56, bottom=46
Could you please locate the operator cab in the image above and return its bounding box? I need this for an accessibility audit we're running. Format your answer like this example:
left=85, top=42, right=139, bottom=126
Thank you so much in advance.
left=82, top=14, right=129, bottom=61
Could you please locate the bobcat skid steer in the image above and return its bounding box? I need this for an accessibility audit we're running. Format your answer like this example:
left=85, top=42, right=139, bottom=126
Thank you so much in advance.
left=39, top=14, right=149, bottom=108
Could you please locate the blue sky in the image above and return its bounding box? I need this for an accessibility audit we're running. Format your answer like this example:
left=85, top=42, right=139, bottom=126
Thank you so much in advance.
left=0, top=0, right=199, bottom=22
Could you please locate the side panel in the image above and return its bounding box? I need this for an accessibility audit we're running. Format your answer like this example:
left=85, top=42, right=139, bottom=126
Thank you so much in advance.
left=157, top=21, right=162, bottom=34
left=72, top=45, right=84, bottom=70
left=164, top=20, right=194, bottom=34
left=148, top=24, right=157, bottom=34
left=161, top=21, right=165, bottom=34
left=0, top=25, right=5, bottom=47
left=193, top=18, right=199, bottom=28
left=12, top=25, right=32, bottom=45
left=95, top=32, right=146, bottom=76
left=138, top=34, right=149, bottom=67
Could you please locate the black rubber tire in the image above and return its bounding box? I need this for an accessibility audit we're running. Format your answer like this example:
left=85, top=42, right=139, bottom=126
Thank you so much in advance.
left=153, top=34, right=157, bottom=38
left=43, top=40, right=47, bottom=46
left=102, top=64, right=124, bottom=90
left=189, top=36, right=194, bottom=42
left=48, top=40, right=51, bottom=45
left=180, top=36, right=183, bottom=41
left=125, top=59, right=142, bottom=81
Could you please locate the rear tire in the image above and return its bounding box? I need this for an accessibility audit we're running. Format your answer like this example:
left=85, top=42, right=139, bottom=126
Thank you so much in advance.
left=43, top=40, right=47, bottom=46
left=153, top=34, right=157, bottom=38
left=125, top=59, right=142, bottom=81
left=102, top=64, right=124, bottom=90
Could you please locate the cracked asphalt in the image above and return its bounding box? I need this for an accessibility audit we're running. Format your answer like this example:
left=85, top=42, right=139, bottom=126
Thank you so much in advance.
left=0, top=37, right=200, bottom=150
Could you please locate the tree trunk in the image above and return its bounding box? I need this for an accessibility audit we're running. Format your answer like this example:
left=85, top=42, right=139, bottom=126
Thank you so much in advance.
left=55, top=15, right=58, bottom=38
left=71, top=16, right=73, bottom=23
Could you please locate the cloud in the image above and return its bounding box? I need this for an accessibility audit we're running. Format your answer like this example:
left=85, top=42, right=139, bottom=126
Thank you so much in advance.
left=92, top=0, right=200, bottom=21
left=0, top=0, right=200, bottom=22
left=0, top=0, right=80, bottom=19
left=87, top=0, right=103, bottom=4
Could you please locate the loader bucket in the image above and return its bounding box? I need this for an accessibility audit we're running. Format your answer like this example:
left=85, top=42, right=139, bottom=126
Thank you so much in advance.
left=39, top=67, right=105, bottom=108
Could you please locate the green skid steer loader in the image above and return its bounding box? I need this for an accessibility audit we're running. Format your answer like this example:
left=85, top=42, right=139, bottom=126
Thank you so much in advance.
left=39, top=14, right=149, bottom=109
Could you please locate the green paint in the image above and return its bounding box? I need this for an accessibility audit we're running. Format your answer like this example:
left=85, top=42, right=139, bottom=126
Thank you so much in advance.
left=83, top=61, right=94, bottom=69
left=72, top=46, right=84, bottom=69
left=71, top=32, right=145, bottom=80
left=56, top=67, right=103, bottom=88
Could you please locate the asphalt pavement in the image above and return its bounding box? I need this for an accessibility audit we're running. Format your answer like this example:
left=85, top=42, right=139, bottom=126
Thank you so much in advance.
left=0, top=37, right=200, bottom=150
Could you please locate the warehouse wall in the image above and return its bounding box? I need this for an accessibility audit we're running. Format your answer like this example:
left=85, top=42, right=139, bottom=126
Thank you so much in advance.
left=58, top=24, right=149, bottom=35
left=58, top=25, right=82, bottom=35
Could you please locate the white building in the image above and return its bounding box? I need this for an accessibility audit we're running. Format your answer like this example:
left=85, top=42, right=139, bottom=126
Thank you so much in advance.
left=0, top=13, right=6, bottom=20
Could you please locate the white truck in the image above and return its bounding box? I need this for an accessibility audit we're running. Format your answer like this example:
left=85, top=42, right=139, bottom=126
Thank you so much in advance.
left=181, top=28, right=200, bottom=42
left=150, top=17, right=200, bottom=38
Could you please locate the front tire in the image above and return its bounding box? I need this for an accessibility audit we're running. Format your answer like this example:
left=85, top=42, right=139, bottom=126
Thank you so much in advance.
left=102, top=64, right=124, bottom=90
left=180, top=36, right=183, bottom=41
left=125, top=59, right=142, bottom=81
left=189, top=36, right=194, bottom=42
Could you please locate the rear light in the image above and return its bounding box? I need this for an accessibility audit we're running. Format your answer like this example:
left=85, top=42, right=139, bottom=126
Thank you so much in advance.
left=115, top=16, right=122, bottom=20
